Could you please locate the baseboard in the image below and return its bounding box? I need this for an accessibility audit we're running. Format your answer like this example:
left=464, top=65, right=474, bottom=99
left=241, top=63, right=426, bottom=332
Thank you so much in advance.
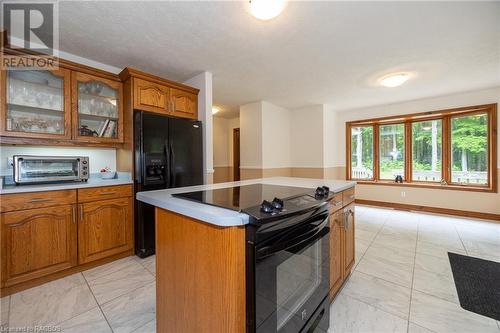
left=0, top=250, right=133, bottom=297
left=355, top=199, right=500, bottom=222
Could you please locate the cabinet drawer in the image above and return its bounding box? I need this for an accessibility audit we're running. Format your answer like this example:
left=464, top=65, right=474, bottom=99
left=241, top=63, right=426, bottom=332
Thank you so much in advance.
left=78, top=185, right=132, bottom=203
left=329, top=193, right=343, bottom=213
left=342, top=187, right=355, bottom=205
left=1, top=190, right=77, bottom=212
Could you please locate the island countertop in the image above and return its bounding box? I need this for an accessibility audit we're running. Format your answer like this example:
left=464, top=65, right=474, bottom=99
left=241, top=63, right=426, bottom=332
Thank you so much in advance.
left=136, top=177, right=355, bottom=227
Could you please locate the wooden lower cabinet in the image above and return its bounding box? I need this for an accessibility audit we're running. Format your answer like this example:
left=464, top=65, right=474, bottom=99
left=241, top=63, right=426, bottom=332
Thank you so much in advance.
left=0, top=185, right=134, bottom=295
left=343, top=203, right=355, bottom=276
left=329, top=209, right=344, bottom=299
left=78, top=197, right=133, bottom=264
left=1, top=205, right=77, bottom=287
left=329, top=190, right=356, bottom=300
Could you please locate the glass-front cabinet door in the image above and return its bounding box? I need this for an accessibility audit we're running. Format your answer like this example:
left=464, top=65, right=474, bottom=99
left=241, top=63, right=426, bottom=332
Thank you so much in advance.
left=1, top=69, right=71, bottom=139
left=72, top=72, right=123, bottom=143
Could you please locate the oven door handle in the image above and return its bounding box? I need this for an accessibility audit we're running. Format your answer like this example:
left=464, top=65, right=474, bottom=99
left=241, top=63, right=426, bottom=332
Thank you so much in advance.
left=256, top=218, right=329, bottom=260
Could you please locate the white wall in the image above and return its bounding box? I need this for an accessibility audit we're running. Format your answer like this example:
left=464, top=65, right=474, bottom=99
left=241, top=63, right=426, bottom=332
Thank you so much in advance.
left=262, top=102, right=291, bottom=169
left=334, top=86, right=500, bottom=168
left=290, top=105, right=325, bottom=168
left=184, top=72, right=213, bottom=183
left=0, top=146, right=116, bottom=175
left=240, top=102, right=263, bottom=169
left=213, top=117, right=230, bottom=167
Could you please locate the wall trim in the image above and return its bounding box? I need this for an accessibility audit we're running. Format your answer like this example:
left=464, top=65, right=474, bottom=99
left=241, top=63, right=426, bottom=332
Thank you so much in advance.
left=355, top=199, right=500, bottom=222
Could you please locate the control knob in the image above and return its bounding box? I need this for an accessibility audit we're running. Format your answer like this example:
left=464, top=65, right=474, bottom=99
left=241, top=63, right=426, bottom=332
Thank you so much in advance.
left=271, top=197, right=284, bottom=210
left=260, top=200, right=274, bottom=213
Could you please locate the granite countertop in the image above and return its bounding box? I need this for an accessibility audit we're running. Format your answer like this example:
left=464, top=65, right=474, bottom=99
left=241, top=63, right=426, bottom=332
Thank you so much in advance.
left=0, top=173, right=133, bottom=194
left=136, top=177, right=356, bottom=227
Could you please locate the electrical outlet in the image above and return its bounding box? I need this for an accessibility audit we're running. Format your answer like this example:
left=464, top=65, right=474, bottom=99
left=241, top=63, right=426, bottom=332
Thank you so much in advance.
left=7, top=158, right=13, bottom=169
left=401, top=191, right=406, bottom=198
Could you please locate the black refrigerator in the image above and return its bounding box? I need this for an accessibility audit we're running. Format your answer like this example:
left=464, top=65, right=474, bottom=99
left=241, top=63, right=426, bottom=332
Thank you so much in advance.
left=134, top=111, right=203, bottom=258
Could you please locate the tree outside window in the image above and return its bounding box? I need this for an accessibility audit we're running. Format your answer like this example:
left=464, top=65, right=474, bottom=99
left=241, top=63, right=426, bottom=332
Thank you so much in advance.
left=350, top=126, right=373, bottom=179
left=379, top=124, right=405, bottom=180
left=451, top=113, right=488, bottom=185
left=412, top=120, right=442, bottom=182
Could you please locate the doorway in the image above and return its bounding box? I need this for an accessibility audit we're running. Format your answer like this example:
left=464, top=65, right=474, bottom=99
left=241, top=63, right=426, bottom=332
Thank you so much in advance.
left=233, top=128, right=240, bottom=181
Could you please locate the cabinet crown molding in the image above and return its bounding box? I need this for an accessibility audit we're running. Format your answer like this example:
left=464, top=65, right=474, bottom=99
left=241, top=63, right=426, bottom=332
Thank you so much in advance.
left=119, top=67, right=199, bottom=95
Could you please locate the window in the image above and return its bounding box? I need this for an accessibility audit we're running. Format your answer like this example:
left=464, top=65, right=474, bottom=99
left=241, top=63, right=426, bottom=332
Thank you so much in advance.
left=451, top=113, right=488, bottom=185
left=379, top=123, right=405, bottom=180
left=346, top=104, right=497, bottom=192
left=350, top=126, right=374, bottom=179
left=412, top=120, right=442, bottom=182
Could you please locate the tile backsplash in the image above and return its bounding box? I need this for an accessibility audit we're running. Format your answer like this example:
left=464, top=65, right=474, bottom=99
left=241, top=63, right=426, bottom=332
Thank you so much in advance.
left=0, top=146, right=117, bottom=175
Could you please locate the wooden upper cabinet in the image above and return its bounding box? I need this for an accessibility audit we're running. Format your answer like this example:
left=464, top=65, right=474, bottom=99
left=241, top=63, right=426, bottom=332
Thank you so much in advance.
left=343, top=204, right=355, bottom=276
left=133, top=78, right=169, bottom=114
left=0, top=68, right=72, bottom=139
left=120, top=67, right=199, bottom=120
left=78, top=197, right=133, bottom=264
left=1, top=205, right=77, bottom=287
left=170, top=88, right=197, bottom=119
left=71, top=71, right=123, bottom=143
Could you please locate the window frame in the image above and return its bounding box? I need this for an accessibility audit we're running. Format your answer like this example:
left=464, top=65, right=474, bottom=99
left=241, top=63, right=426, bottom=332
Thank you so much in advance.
left=346, top=104, right=497, bottom=193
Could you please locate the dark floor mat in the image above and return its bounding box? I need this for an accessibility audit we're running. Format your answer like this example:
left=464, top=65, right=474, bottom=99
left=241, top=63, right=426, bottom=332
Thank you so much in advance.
left=448, top=252, right=500, bottom=321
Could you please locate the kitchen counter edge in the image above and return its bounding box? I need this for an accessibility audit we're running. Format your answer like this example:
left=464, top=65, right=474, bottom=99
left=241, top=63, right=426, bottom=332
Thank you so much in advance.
left=136, top=177, right=356, bottom=227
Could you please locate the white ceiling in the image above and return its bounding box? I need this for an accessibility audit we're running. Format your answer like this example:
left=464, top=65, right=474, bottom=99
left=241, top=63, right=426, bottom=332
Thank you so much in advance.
left=58, top=1, right=500, bottom=118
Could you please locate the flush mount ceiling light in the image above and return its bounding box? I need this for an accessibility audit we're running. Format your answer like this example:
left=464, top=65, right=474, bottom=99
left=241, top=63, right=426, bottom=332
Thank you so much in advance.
left=248, top=0, right=286, bottom=20
left=379, top=73, right=413, bottom=88
left=212, top=106, right=221, bottom=115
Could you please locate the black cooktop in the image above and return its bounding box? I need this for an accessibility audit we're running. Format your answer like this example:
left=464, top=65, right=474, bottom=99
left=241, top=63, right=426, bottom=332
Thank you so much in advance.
left=172, top=184, right=313, bottom=212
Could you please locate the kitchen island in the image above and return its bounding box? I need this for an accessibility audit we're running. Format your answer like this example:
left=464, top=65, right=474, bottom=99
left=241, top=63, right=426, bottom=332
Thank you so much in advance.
left=136, top=177, right=356, bottom=333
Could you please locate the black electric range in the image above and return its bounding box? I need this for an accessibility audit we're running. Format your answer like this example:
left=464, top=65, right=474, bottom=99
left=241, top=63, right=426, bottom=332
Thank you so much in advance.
left=174, top=183, right=332, bottom=333
left=173, top=183, right=334, bottom=224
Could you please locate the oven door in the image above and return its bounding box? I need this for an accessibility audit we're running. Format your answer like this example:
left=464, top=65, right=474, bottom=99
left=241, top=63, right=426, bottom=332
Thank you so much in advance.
left=253, top=211, right=330, bottom=333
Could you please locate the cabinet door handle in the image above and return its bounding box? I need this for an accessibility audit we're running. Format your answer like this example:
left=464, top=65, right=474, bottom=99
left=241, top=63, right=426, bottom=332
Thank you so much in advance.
left=99, top=191, right=117, bottom=196
left=333, top=200, right=342, bottom=206
left=80, top=205, right=84, bottom=220
left=343, top=211, right=348, bottom=230
left=28, top=198, right=51, bottom=203
left=348, top=194, right=355, bottom=200
left=72, top=205, right=76, bottom=223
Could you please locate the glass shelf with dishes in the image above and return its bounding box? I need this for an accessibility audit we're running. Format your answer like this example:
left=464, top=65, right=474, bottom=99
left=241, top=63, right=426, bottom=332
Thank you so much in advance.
left=5, top=70, right=66, bottom=135
left=75, top=77, right=121, bottom=140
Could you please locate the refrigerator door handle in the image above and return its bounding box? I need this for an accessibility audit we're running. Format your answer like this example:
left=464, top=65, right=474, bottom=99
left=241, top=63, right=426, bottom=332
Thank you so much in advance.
left=170, top=143, right=176, bottom=187
left=164, top=142, right=171, bottom=187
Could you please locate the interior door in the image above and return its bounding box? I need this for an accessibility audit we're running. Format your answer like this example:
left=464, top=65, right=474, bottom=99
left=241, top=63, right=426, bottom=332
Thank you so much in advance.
left=233, top=128, right=240, bottom=181
left=1, top=205, right=77, bottom=287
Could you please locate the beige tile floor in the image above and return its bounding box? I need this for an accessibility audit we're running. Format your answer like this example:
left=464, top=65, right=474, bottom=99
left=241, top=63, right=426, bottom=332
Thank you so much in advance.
left=1, top=205, right=499, bottom=333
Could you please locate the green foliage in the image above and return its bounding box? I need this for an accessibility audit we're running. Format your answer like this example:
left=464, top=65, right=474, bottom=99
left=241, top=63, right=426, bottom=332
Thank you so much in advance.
left=451, top=115, right=487, bottom=154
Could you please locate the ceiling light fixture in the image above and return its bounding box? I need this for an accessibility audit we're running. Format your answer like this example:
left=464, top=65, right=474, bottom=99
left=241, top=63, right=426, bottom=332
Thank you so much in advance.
left=212, top=106, right=221, bottom=115
left=379, top=73, right=412, bottom=88
left=248, top=0, right=286, bottom=20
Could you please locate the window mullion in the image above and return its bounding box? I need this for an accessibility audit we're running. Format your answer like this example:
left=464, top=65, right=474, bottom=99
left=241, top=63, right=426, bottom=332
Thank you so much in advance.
left=374, top=124, right=380, bottom=181
left=405, top=121, right=412, bottom=182
left=443, top=115, right=451, bottom=184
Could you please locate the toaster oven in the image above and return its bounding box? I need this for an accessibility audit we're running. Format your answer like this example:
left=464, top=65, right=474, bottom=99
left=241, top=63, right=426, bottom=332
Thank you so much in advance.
left=13, top=155, right=89, bottom=184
